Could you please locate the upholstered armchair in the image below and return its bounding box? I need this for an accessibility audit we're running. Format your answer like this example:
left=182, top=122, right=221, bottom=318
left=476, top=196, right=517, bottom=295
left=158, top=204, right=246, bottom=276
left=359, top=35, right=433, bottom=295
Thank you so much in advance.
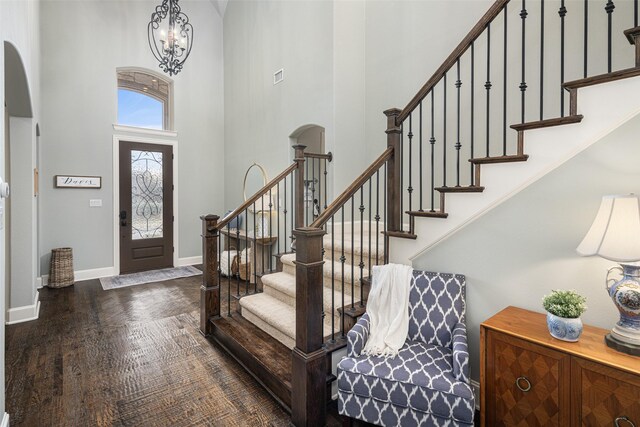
left=337, top=270, right=474, bottom=426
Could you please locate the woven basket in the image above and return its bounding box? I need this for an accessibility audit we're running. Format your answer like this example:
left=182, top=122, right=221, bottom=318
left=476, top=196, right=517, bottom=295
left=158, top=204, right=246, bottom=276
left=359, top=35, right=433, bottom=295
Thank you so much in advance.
left=48, top=247, right=74, bottom=288
left=239, top=261, right=251, bottom=281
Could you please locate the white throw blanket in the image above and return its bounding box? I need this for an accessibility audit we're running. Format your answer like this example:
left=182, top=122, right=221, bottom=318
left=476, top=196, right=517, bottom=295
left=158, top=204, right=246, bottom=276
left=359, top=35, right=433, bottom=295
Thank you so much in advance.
left=362, top=263, right=413, bottom=357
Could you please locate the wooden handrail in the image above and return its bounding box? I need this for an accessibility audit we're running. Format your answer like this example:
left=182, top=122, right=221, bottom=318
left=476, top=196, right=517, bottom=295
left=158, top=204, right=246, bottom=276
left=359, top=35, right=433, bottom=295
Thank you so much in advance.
left=311, top=147, right=393, bottom=228
left=217, top=162, right=298, bottom=230
left=398, top=0, right=510, bottom=123
left=304, top=151, right=333, bottom=162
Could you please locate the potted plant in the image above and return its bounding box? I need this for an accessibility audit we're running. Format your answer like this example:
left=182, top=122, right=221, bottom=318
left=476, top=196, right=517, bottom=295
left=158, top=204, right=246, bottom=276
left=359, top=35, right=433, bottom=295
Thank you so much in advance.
left=542, top=290, right=587, bottom=342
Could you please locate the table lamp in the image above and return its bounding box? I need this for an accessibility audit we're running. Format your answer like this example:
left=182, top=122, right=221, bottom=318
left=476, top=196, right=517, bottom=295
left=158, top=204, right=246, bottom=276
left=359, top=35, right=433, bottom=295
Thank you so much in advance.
left=577, top=194, right=640, bottom=356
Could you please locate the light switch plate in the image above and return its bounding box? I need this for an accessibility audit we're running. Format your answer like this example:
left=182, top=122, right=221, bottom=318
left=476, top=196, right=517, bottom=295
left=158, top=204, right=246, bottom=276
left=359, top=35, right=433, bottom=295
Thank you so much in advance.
left=89, top=199, right=102, bottom=207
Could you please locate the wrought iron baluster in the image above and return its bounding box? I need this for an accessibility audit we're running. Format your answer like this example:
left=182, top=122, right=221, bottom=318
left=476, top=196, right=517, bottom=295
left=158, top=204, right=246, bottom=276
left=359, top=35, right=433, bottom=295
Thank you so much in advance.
left=331, top=215, right=335, bottom=341
left=540, top=0, right=545, bottom=120
left=359, top=187, right=364, bottom=307
left=503, top=4, right=508, bottom=156
left=305, top=154, right=310, bottom=225
left=340, top=206, right=345, bottom=336
left=419, top=101, right=423, bottom=211
left=220, top=235, right=228, bottom=316
left=269, top=188, right=273, bottom=273
left=486, top=23, right=492, bottom=157
left=323, top=159, right=328, bottom=210
left=277, top=183, right=280, bottom=256
left=317, top=159, right=322, bottom=215
left=520, top=0, right=528, bottom=124
left=245, top=208, right=249, bottom=291
left=400, top=124, right=404, bottom=231
left=260, top=194, right=264, bottom=292
left=253, top=204, right=257, bottom=291
left=606, top=0, right=615, bottom=73
left=283, top=176, right=288, bottom=253
left=635, top=0, right=638, bottom=27
left=368, top=179, right=372, bottom=276
left=290, top=172, right=294, bottom=250
left=311, top=158, right=316, bottom=224
left=383, top=164, right=388, bottom=264
left=443, top=73, right=447, bottom=188
left=351, top=197, right=355, bottom=310
left=235, top=225, right=242, bottom=294
left=375, top=170, right=380, bottom=264
left=584, top=0, right=588, bottom=78
left=559, top=0, right=567, bottom=117
left=455, top=58, right=462, bottom=187
left=470, top=42, right=475, bottom=186
left=408, top=113, right=413, bottom=212
left=430, top=90, right=436, bottom=211
left=229, top=223, right=235, bottom=298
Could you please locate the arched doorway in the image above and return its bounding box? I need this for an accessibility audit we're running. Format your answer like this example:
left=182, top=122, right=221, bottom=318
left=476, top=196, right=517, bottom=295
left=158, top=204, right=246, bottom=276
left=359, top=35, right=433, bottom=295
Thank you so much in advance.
left=289, top=124, right=329, bottom=225
left=4, top=41, right=38, bottom=324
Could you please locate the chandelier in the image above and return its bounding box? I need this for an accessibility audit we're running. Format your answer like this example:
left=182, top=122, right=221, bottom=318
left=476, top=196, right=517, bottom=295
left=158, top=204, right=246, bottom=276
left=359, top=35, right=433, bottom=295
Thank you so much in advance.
left=147, top=0, right=193, bottom=76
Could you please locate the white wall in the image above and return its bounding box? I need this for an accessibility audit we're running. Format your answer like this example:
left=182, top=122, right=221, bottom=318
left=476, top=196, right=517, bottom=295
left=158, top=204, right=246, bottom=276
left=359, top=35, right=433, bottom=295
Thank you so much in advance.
left=39, top=0, right=224, bottom=273
left=223, top=0, right=495, bottom=205
left=1, top=0, right=41, bottom=418
left=413, top=112, right=640, bottom=383
left=223, top=0, right=334, bottom=210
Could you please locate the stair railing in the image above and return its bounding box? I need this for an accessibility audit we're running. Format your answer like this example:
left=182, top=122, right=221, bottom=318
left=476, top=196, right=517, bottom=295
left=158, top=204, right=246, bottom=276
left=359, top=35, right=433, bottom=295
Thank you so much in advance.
left=292, top=147, right=393, bottom=426
left=393, top=0, right=639, bottom=234
left=199, top=144, right=334, bottom=335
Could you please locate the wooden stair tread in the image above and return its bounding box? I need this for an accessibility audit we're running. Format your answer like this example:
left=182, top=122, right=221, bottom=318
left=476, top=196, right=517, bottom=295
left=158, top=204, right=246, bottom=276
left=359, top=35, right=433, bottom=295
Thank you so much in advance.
left=384, top=230, right=418, bottom=240
left=406, top=210, right=448, bottom=218
left=510, top=115, right=583, bottom=131
left=469, top=154, right=529, bottom=164
left=564, top=67, right=640, bottom=90
left=435, top=185, right=484, bottom=193
left=210, top=314, right=292, bottom=411
left=624, top=26, right=640, bottom=44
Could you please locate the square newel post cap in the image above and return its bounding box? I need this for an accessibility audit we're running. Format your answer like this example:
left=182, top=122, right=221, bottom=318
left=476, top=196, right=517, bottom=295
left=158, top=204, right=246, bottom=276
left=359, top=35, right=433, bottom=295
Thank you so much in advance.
left=200, top=214, right=220, bottom=221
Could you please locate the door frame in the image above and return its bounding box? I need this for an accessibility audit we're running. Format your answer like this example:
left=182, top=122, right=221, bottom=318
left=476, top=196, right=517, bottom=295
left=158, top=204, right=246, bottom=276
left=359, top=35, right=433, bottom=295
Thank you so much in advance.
left=112, top=134, right=178, bottom=274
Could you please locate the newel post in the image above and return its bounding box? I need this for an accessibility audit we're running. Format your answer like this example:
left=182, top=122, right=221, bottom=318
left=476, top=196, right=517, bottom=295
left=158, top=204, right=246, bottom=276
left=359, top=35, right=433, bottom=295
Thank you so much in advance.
left=200, top=214, right=220, bottom=336
left=385, top=108, right=402, bottom=233
left=291, top=227, right=326, bottom=427
left=293, top=144, right=307, bottom=229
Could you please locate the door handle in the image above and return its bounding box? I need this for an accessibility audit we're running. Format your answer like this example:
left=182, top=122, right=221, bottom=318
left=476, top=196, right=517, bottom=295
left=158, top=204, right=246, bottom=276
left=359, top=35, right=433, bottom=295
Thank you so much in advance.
left=120, top=210, right=127, bottom=226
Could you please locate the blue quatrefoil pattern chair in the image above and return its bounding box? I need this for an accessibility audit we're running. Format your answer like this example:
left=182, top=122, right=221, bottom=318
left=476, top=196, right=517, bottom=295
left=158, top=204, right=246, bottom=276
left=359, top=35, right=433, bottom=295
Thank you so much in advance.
left=337, top=270, right=474, bottom=426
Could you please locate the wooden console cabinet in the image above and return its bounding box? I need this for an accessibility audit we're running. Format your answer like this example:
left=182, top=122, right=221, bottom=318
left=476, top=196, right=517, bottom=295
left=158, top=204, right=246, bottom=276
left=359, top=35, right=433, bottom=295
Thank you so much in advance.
left=481, top=306, right=640, bottom=427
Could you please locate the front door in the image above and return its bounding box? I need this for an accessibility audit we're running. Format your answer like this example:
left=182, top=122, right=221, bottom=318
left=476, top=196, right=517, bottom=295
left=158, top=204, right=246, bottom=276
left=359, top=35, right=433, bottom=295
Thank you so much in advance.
left=119, top=141, right=173, bottom=274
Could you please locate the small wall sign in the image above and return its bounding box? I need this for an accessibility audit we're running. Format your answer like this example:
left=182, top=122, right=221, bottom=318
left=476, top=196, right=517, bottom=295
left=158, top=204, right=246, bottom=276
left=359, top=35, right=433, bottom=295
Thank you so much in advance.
left=55, top=175, right=102, bottom=189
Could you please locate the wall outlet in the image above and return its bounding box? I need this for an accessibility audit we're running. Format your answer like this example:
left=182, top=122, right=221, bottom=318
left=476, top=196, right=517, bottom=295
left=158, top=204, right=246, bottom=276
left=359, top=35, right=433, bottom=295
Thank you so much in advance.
left=89, top=199, right=102, bottom=207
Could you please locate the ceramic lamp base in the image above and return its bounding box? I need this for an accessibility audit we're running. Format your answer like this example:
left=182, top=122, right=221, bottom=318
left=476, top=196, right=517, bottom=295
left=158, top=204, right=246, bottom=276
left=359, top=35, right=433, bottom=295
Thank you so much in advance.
left=605, top=333, right=640, bottom=356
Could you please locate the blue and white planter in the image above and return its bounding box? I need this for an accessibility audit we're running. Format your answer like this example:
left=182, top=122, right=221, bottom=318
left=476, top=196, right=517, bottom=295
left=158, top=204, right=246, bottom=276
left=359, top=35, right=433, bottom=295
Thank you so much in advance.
left=546, top=312, right=583, bottom=342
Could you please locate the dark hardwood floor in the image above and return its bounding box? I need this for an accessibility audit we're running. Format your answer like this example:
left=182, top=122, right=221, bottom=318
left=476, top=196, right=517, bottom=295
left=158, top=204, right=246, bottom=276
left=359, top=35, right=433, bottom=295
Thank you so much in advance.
left=5, top=271, right=293, bottom=426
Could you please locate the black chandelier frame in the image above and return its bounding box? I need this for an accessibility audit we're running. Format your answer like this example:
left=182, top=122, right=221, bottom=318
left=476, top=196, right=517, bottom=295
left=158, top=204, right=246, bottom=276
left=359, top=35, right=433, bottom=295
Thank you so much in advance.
left=148, top=0, right=193, bottom=76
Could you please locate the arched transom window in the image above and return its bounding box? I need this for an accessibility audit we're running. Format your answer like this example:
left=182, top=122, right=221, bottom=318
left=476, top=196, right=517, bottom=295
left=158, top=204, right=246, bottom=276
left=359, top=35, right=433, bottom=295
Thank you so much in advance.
left=117, top=69, right=172, bottom=130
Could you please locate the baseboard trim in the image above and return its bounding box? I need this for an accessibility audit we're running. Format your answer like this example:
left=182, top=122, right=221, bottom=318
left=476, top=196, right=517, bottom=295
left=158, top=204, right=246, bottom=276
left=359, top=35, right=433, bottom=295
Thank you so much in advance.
left=39, top=266, right=117, bottom=286
left=6, top=292, right=40, bottom=325
left=177, top=256, right=202, bottom=266
left=0, top=413, right=9, bottom=427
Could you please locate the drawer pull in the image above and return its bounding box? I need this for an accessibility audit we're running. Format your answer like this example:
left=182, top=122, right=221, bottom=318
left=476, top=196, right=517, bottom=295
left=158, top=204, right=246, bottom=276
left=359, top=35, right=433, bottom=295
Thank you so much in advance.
left=615, top=416, right=636, bottom=427
left=515, top=376, right=531, bottom=392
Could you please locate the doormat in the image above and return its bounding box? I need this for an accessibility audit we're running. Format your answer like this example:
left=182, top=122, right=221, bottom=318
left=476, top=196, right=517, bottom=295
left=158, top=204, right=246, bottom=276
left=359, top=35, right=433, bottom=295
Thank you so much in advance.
left=100, top=266, right=202, bottom=290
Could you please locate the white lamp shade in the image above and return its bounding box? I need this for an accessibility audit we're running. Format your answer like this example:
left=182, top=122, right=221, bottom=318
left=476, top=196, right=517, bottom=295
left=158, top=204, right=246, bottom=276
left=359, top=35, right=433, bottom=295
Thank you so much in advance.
left=577, top=194, right=640, bottom=262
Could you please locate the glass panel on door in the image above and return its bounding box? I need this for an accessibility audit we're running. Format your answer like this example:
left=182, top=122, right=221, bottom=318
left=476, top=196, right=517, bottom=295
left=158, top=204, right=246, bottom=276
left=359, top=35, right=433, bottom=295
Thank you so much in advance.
left=131, top=150, right=164, bottom=240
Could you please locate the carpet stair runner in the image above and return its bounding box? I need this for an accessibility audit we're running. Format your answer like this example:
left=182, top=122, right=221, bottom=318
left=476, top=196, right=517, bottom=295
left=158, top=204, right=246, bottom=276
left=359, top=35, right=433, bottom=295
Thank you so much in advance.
left=239, top=222, right=384, bottom=349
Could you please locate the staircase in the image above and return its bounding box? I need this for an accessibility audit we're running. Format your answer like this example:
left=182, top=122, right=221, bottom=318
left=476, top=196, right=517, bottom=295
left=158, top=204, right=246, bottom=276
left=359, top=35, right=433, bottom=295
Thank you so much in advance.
left=200, top=1, right=640, bottom=425
left=240, top=223, right=383, bottom=349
